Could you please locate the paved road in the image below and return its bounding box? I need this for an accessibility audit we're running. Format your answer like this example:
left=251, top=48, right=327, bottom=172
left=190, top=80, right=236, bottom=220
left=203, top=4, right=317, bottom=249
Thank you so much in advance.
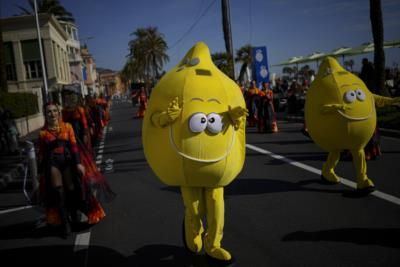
left=1, top=100, right=399, bottom=266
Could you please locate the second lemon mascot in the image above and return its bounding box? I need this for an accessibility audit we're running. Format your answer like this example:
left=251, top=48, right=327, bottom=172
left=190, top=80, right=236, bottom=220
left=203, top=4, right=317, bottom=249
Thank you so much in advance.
left=305, top=57, right=400, bottom=193
left=142, top=42, right=247, bottom=262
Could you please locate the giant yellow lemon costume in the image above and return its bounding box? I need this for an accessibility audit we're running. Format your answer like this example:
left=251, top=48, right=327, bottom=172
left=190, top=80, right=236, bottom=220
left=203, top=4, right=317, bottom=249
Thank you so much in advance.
left=143, top=42, right=246, bottom=261
left=305, top=57, right=400, bottom=193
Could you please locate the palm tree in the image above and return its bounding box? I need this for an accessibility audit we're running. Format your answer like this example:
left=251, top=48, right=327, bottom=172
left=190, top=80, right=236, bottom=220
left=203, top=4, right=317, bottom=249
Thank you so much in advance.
left=235, top=44, right=252, bottom=83
left=127, top=27, right=169, bottom=86
left=17, top=0, right=75, bottom=22
left=120, top=58, right=144, bottom=87
left=212, top=52, right=232, bottom=77
left=369, top=0, right=388, bottom=95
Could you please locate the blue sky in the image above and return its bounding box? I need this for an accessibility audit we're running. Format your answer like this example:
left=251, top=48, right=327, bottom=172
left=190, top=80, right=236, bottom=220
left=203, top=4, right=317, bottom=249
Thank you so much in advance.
left=2, top=0, right=400, bottom=76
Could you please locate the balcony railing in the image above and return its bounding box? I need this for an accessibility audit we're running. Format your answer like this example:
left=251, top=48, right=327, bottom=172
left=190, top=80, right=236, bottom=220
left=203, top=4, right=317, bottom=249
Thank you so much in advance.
left=68, top=53, right=83, bottom=63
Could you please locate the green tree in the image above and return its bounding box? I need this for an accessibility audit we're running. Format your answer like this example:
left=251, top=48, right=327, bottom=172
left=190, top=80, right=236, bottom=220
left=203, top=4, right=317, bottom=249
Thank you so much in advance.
left=212, top=52, right=232, bottom=77
left=235, top=44, right=252, bottom=83
left=127, top=27, right=169, bottom=86
left=17, top=0, right=75, bottom=22
left=370, top=0, right=389, bottom=95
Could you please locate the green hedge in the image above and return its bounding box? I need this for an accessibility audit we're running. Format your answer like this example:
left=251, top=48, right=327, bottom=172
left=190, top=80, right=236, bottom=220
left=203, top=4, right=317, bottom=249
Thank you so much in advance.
left=377, top=106, right=400, bottom=129
left=0, top=91, right=39, bottom=118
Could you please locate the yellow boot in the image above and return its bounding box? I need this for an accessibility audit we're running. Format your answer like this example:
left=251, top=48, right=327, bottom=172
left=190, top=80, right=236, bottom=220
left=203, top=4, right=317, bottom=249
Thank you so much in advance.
left=351, top=149, right=375, bottom=193
left=321, top=151, right=341, bottom=184
left=204, top=187, right=232, bottom=261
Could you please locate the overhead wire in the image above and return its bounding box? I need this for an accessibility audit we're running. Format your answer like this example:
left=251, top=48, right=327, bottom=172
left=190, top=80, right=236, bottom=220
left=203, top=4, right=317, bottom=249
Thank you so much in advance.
left=168, top=0, right=218, bottom=50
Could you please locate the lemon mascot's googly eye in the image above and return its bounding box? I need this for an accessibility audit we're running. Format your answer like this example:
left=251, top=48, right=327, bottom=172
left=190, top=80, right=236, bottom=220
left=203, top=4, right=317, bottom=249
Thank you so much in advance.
left=189, top=113, right=207, bottom=133
left=355, top=89, right=366, bottom=101
left=206, top=113, right=223, bottom=134
left=344, top=90, right=357, bottom=103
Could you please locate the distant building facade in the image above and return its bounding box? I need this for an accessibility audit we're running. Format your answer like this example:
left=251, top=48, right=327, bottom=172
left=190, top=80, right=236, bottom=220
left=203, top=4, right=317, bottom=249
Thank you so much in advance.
left=1, top=14, right=72, bottom=134
left=98, top=69, right=118, bottom=97
left=2, top=14, right=72, bottom=106
left=59, top=20, right=86, bottom=96
left=81, top=46, right=98, bottom=96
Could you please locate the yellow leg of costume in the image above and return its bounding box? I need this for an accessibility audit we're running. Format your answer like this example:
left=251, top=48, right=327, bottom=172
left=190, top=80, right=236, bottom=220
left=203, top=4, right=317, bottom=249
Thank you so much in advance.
left=180, top=186, right=205, bottom=253
left=350, top=149, right=375, bottom=190
left=321, top=150, right=341, bottom=183
left=204, top=187, right=232, bottom=261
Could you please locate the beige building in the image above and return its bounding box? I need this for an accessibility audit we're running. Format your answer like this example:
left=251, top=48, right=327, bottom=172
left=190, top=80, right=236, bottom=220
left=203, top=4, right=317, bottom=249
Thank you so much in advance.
left=2, top=14, right=72, bottom=134
left=59, top=20, right=86, bottom=95
left=81, top=46, right=99, bottom=96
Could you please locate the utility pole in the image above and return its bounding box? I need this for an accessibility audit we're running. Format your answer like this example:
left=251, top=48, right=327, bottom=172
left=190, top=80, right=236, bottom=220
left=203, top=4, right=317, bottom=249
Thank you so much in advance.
left=33, top=0, right=50, bottom=103
left=221, top=0, right=235, bottom=79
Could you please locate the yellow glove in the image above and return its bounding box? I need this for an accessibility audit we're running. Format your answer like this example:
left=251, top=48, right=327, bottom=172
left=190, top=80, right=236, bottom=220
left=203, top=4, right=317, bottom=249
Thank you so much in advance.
left=321, top=103, right=352, bottom=114
left=227, top=105, right=248, bottom=129
left=151, top=97, right=182, bottom=127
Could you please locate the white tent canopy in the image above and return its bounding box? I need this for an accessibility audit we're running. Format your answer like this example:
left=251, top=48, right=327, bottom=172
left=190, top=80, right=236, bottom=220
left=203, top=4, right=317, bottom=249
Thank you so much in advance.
left=273, top=40, right=400, bottom=67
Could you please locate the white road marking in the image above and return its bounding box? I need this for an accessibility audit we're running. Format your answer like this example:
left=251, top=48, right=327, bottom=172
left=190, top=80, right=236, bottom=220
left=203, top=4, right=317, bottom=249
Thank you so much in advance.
left=245, top=143, right=400, bottom=206
left=0, top=205, right=33, bottom=215
left=74, top=231, right=91, bottom=252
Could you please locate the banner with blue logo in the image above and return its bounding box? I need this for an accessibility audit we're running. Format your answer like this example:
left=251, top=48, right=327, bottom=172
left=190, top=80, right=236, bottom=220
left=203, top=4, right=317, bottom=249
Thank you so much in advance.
left=252, top=46, right=269, bottom=88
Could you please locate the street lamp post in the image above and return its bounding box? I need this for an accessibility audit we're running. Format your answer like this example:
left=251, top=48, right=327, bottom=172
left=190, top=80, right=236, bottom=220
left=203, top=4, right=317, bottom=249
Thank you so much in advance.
left=33, top=0, right=50, bottom=103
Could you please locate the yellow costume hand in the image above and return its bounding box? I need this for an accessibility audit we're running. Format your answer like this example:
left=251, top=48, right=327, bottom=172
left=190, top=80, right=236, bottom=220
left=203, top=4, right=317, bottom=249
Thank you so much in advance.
left=166, top=97, right=182, bottom=122
left=392, top=97, right=400, bottom=105
left=151, top=97, right=182, bottom=127
left=321, top=103, right=352, bottom=113
left=227, top=105, right=248, bottom=129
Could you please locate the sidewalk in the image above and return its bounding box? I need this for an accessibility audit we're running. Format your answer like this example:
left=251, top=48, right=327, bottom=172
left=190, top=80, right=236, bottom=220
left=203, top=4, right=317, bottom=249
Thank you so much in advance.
left=0, top=128, right=40, bottom=191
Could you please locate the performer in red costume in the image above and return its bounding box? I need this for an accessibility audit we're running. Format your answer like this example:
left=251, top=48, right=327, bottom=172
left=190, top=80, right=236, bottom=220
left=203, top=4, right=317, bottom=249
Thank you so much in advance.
left=258, top=82, right=278, bottom=133
left=244, top=80, right=260, bottom=127
left=62, top=91, right=115, bottom=222
left=131, top=87, right=148, bottom=118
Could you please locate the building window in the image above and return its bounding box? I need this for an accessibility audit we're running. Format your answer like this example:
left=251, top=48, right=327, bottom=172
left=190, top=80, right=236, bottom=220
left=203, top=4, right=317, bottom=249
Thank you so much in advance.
left=21, top=39, right=44, bottom=80
left=4, top=42, right=17, bottom=81
left=24, top=60, right=43, bottom=79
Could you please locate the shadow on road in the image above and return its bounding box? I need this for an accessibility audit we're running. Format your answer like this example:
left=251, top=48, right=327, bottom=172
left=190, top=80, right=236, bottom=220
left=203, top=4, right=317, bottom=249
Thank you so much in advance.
left=0, top=243, right=232, bottom=266
left=161, top=178, right=350, bottom=196
left=0, top=218, right=93, bottom=240
left=282, top=228, right=400, bottom=248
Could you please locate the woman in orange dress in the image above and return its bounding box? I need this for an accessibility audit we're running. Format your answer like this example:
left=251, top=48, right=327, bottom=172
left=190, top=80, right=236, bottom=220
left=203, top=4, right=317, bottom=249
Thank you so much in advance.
left=38, top=102, right=85, bottom=238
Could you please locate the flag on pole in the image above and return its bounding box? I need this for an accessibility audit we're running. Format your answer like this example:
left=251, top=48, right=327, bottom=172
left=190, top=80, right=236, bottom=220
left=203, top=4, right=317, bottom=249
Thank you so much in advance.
left=252, top=46, right=270, bottom=88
